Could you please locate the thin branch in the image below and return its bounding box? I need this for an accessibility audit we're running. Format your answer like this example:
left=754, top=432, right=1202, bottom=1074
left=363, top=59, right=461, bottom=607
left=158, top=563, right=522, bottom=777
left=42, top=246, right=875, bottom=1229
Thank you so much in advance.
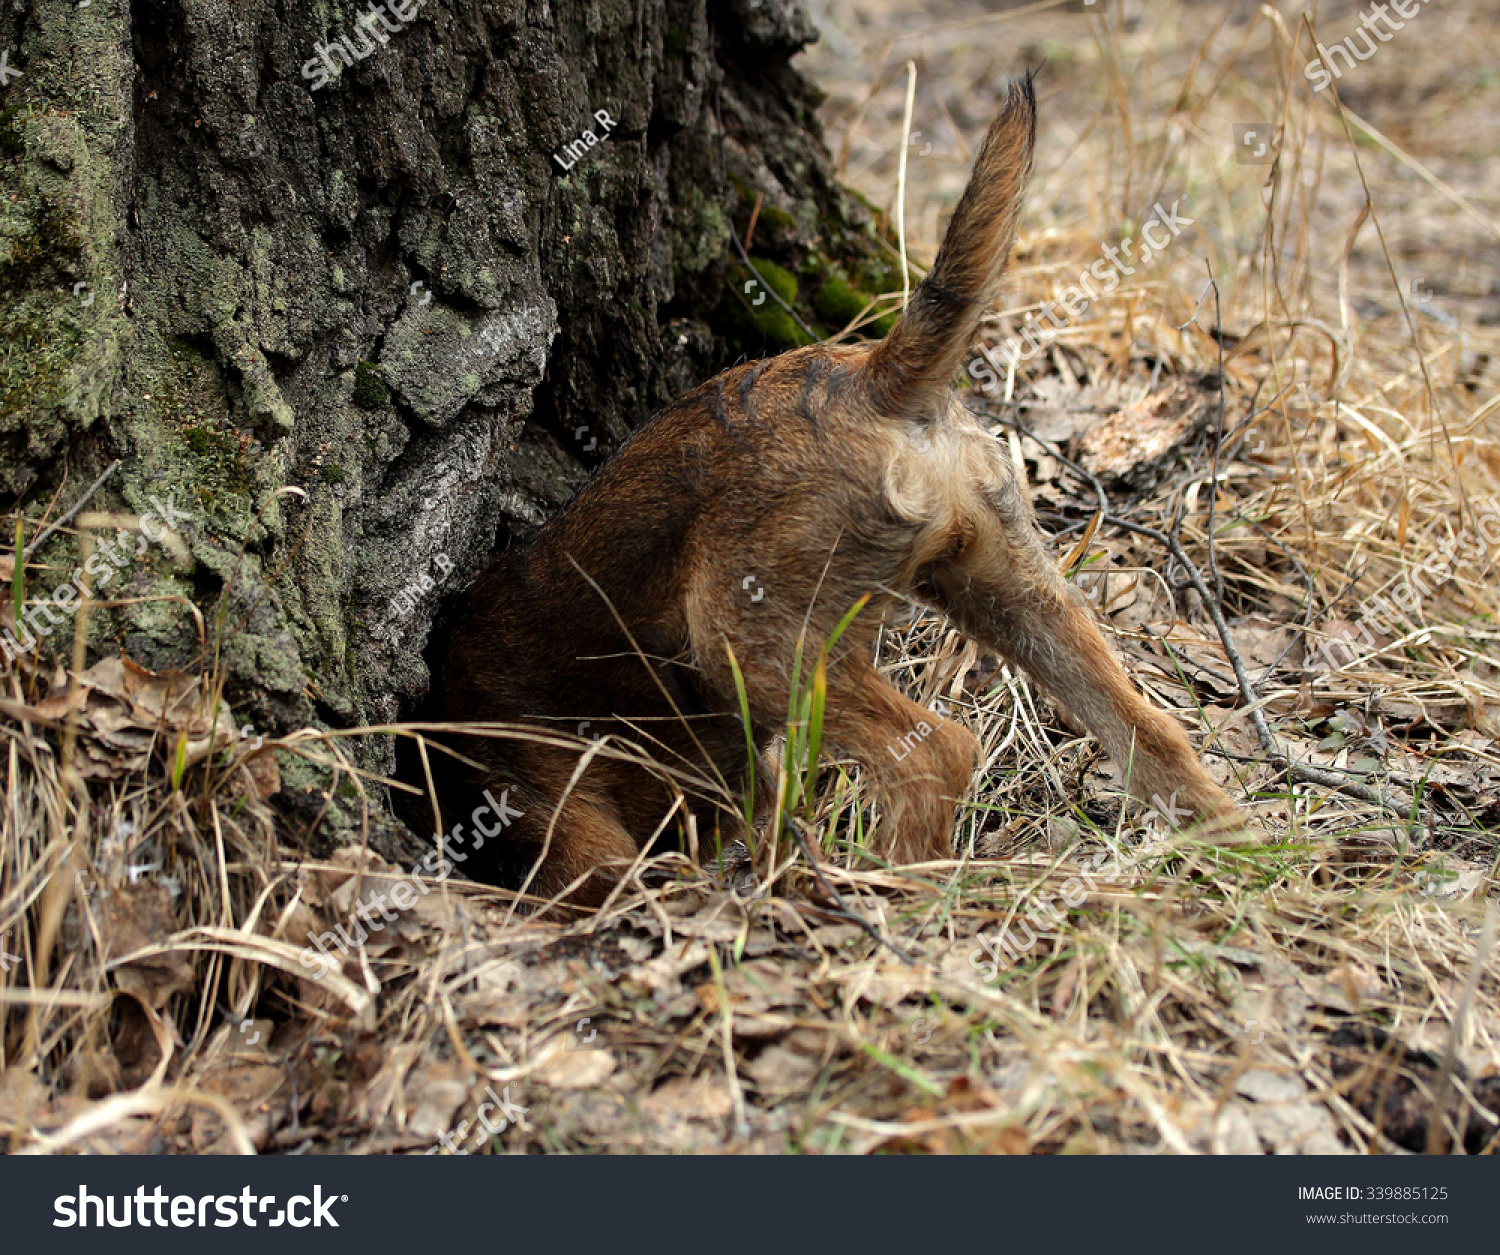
left=784, top=815, right=913, bottom=965
left=728, top=229, right=824, bottom=345
left=1195, top=274, right=1228, bottom=605
left=20, top=460, right=121, bottom=561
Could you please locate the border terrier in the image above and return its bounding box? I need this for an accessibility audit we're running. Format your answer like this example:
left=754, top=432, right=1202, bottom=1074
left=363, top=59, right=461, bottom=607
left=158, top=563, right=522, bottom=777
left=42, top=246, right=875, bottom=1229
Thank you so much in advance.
left=427, top=75, right=1241, bottom=903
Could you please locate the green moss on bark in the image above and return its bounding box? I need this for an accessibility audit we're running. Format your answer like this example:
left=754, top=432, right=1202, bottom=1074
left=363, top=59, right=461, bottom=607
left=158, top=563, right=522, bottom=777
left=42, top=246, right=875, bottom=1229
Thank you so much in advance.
left=352, top=362, right=389, bottom=410
left=720, top=258, right=814, bottom=351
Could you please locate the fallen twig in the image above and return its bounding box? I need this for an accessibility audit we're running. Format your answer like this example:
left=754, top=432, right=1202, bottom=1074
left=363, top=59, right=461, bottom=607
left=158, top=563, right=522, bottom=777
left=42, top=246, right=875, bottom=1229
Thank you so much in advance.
left=20, top=460, right=121, bottom=561
left=784, top=815, right=914, bottom=964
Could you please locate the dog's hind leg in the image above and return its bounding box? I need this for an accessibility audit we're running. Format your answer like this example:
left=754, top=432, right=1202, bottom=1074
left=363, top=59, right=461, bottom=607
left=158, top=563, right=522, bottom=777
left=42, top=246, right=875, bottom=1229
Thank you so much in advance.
left=511, top=790, right=643, bottom=907
left=926, top=464, right=1240, bottom=837
left=821, top=661, right=982, bottom=863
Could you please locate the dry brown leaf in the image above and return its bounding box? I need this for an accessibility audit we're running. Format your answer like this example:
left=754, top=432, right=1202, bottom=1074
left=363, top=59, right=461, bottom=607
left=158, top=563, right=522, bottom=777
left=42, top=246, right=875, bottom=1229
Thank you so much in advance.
left=401, top=1058, right=473, bottom=1141
left=96, top=883, right=194, bottom=1009
left=1077, top=380, right=1213, bottom=490
left=535, top=1043, right=615, bottom=1089
left=744, top=1030, right=831, bottom=1096
left=191, top=1062, right=285, bottom=1152
left=243, top=751, right=280, bottom=797
left=881, top=1078, right=1031, bottom=1155
left=642, top=1074, right=735, bottom=1121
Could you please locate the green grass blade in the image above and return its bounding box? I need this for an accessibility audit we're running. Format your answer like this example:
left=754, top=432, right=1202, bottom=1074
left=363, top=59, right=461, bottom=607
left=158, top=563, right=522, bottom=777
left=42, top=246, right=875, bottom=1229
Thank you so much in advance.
left=169, top=728, right=190, bottom=791
left=824, top=592, right=871, bottom=657
left=11, top=518, right=24, bottom=626
left=804, top=652, right=827, bottom=824
left=858, top=1042, right=945, bottom=1098
left=724, top=641, right=757, bottom=841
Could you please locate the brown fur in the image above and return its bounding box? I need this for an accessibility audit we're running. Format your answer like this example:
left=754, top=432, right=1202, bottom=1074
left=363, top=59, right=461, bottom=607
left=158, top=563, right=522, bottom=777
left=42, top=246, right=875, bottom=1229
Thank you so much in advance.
left=430, top=76, right=1241, bottom=903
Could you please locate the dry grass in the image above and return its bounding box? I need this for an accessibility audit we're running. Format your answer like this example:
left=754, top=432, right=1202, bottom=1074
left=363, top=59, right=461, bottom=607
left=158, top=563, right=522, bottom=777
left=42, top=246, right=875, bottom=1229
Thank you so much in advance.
left=3, top=0, right=1500, bottom=1155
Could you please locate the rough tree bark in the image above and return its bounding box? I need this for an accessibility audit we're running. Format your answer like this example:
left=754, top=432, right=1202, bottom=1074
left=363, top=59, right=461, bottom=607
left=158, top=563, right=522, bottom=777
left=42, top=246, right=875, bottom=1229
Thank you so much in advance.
left=0, top=0, right=898, bottom=849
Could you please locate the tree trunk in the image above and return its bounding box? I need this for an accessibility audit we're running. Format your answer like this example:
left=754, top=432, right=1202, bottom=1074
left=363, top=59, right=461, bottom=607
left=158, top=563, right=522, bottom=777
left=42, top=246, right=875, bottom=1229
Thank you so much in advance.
left=1, top=0, right=894, bottom=841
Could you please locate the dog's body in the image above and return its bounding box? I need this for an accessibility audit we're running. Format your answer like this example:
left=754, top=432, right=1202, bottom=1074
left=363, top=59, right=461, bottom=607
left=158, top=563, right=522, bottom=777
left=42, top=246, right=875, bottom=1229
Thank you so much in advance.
left=434, top=78, right=1240, bottom=901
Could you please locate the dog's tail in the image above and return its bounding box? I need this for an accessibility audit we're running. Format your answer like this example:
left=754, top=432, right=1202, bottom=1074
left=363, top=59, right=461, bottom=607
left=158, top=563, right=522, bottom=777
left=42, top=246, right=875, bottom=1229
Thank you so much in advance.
left=864, top=72, right=1036, bottom=417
